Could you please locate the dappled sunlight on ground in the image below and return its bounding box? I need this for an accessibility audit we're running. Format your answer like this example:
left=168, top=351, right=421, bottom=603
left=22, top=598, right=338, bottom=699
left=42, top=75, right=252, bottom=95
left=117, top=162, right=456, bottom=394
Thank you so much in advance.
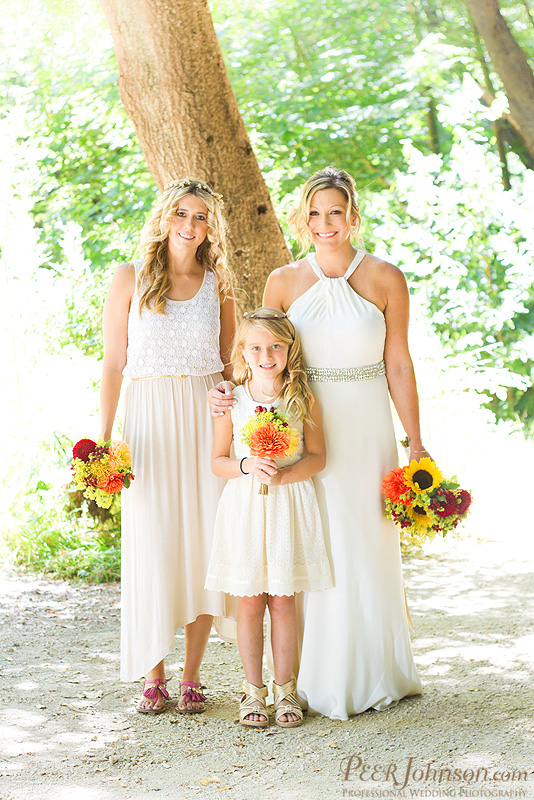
left=1, top=529, right=533, bottom=799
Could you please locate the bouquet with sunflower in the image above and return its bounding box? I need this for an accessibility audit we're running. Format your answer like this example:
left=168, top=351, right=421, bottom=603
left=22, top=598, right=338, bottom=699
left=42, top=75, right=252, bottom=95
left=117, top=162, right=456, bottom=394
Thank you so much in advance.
left=382, top=457, right=472, bottom=546
left=71, top=438, right=135, bottom=509
left=241, top=405, right=300, bottom=495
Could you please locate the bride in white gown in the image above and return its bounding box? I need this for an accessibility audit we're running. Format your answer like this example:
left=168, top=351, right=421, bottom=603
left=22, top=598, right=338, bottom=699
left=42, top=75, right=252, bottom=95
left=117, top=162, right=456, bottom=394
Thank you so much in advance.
left=211, top=166, right=424, bottom=719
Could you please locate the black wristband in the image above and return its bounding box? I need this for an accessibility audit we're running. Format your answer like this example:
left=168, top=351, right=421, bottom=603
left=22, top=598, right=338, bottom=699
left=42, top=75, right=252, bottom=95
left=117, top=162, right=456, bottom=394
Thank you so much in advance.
left=239, top=457, right=249, bottom=475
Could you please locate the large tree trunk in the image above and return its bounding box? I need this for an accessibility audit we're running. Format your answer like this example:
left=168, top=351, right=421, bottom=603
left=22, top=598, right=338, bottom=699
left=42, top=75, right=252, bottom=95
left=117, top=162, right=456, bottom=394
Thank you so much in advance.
left=465, top=0, right=534, bottom=161
left=99, top=0, right=290, bottom=308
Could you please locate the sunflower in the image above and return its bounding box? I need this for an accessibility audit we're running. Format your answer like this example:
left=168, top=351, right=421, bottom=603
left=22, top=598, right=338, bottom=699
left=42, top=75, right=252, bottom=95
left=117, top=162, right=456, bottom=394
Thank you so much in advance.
left=403, top=458, right=443, bottom=495
left=406, top=503, right=433, bottom=528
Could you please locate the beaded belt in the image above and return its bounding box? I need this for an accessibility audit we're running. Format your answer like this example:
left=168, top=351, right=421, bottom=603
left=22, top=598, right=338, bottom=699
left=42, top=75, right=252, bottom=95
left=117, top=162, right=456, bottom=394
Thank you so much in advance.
left=306, top=360, right=386, bottom=382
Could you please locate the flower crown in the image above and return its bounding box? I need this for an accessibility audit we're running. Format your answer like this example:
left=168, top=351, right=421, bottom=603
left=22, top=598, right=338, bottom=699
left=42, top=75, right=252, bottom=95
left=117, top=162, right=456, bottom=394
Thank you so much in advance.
left=163, top=178, right=224, bottom=205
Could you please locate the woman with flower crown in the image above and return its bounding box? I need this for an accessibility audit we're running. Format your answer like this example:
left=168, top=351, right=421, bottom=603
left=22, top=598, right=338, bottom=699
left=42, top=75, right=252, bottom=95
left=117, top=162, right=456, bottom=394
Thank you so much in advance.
left=209, top=166, right=424, bottom=720
left=101, top=178, right=236, bottom=714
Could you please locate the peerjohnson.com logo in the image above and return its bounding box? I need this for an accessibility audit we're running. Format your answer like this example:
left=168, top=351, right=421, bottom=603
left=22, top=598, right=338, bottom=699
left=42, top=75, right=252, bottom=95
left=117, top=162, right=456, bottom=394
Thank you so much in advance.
left=340, top=755, right=530, bottom=796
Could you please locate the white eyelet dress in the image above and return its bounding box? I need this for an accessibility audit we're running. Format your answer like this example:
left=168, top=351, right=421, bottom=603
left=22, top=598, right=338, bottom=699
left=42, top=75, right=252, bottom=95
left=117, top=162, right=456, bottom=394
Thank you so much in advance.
left=289, top=250, right=422, bottom=719
left=120, top=263, right=235, bottom=682
left=205, top=384, right=334, bottom=597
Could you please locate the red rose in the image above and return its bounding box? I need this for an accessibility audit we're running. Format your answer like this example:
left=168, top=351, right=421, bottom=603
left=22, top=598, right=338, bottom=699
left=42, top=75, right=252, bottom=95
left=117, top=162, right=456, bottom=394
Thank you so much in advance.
left=73, top=439, right=98, bottom=462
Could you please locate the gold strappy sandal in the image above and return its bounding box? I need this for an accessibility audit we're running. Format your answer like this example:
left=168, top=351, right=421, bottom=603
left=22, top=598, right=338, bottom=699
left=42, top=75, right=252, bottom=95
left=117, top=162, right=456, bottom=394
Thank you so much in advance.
left=239, top=680, right=269, bottom=728
left=273, top=678, right=303, bottom=728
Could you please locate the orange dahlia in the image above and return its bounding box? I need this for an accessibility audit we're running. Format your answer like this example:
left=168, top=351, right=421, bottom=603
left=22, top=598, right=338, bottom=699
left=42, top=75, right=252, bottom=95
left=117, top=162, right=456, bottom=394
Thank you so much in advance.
left=382, top=467, right=413, bottom=504
left=99, top=473, right=125, bottom=494
left=109, top=440, right=132, bottom=470
left=249, top=423, right=290, bottom=459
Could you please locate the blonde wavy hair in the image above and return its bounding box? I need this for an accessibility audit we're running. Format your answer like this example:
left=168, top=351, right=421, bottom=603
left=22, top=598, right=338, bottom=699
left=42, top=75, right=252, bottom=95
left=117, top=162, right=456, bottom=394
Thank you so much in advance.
left=288, top=165, right=362, bottom=256
left=136, top=179, right=232, bottom=315
left=231, top=308, right=314, bottom=424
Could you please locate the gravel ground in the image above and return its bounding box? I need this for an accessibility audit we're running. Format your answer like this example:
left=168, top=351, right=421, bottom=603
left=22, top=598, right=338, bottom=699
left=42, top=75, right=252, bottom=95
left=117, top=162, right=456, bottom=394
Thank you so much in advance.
left=1, top=535, right=533, bottom=800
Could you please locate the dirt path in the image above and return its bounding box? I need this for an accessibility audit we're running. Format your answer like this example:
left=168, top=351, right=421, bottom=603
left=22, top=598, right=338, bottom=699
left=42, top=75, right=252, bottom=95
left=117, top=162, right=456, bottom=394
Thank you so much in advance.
left=1, top=536, right=533, bottom=800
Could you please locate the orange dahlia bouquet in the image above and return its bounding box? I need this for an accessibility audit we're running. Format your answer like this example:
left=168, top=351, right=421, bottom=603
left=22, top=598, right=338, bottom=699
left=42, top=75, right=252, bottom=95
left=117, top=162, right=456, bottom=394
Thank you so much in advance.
left=241, top=405, right=300, bottom=495
left=71, top=438, right=135, bottom=509
left=382, top=456, right=472, bottom=546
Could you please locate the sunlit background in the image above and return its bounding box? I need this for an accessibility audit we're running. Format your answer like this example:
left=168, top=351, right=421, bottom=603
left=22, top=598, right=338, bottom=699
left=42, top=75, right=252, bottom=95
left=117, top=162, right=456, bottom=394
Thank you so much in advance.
left=1, top=0, right=533, bottom=574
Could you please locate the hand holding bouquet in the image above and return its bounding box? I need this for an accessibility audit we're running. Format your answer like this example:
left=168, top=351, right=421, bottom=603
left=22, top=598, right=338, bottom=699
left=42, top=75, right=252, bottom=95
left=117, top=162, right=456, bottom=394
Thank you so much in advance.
left=382, top=456, right=472, bottom=546
left=71, top=438, right=135, bottom=509
left=241, top=405, right=300, bottom=495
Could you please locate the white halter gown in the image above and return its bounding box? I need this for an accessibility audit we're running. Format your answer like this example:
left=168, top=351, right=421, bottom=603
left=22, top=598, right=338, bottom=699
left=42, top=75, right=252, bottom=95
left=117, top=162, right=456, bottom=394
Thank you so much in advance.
left=289, top=250, right=422, bottom=719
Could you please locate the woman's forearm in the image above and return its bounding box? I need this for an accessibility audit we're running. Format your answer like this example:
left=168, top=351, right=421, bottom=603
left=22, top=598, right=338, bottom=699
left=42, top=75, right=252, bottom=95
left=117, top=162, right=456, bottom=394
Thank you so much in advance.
left=212, top=455, right=243, bottom=480
left=100, top=366, right=124, bottom=441
left=386, top=361, right=424, bottom=449
left=100, top=263, right=134, bottom=440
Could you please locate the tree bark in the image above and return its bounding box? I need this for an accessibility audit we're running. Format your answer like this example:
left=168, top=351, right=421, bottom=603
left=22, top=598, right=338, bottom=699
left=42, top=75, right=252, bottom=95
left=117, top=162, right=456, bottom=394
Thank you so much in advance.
left=99, top=0, right=290, bottom=308
left=468, top=13, right=511, bottom=188
left=465, top=0, right=534, bottom=161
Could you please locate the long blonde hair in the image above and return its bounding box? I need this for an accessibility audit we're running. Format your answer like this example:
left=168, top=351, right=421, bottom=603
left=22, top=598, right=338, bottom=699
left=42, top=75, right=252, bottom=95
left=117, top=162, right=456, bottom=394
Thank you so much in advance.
left=231, top=308, right=314, bottom=424
left=136, top=179, right=232, bottom=315
left=288, top=165, right=362, bottom=256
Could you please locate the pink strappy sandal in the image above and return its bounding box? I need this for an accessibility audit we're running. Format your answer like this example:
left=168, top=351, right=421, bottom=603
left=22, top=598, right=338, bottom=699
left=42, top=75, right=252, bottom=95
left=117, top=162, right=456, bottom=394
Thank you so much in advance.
left=178, top=681, right=207, bottom=714
left=137, top=678, right=169, bottom=715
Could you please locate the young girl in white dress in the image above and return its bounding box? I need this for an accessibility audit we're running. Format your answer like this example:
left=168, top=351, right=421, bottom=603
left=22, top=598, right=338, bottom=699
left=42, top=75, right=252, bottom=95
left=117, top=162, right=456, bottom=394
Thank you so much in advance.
left=205, top=308, right=333, bottom=728
left=101, top=178, right=236, bottom=714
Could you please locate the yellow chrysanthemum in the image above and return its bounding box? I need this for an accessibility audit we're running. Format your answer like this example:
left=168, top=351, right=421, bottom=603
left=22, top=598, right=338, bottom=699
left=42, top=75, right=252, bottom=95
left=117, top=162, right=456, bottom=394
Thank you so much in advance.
left=72, top=461, right=91, bottom=488
left=89, top=455, right=113, bottom=485
left=86, top=486, right=114, bottom=509
left=403, top=458, right=443, bottom=495
left=406, top=503, right=433, bottom=528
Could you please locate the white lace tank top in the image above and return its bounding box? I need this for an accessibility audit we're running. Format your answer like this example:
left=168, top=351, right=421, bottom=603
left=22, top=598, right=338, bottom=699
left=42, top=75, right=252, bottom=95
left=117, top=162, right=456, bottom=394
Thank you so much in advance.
left=123, top=261, right=224, bottom=378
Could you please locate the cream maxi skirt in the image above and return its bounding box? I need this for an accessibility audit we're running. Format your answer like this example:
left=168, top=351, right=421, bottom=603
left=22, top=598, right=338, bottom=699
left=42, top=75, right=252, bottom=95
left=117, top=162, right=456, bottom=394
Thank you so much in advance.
left=120, top=374, right=236, bottom=682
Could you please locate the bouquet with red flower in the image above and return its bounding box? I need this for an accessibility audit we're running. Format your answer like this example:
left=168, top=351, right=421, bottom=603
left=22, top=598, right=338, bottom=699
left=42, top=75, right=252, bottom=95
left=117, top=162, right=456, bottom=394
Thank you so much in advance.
left=241, top=405, right=300, bottom=495
left=71, top=438, right=135, bottom=509
left=382, top=456, right=472, bottom=546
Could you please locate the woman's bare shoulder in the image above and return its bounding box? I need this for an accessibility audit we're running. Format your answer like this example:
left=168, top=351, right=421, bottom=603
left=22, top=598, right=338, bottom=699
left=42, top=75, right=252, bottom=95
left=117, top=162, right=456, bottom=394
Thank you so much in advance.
left=115, top=261, right=136, bottom=276
left=264, top=258, right=310, bottom=309
left=106, top=262, right=136, bottom=302
left=363, top=253, right=406, bottom=286
left=269, top=257, right=308, bottom=281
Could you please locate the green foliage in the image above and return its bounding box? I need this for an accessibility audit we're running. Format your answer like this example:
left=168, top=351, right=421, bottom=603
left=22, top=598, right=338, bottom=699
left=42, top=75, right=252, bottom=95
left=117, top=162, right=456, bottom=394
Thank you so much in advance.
left=3, top=504, right=121, bottom=583
left=1, top=0, right=156, bottom=356
left=365, top=126, right=534, bottom=430
left=1, top=435, right=121, bottom=583
left=212, top=0, right=420, bottom=192
left=7, top=2, right=156, bottom=273
left=211, top=0, right=534, bottom=193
